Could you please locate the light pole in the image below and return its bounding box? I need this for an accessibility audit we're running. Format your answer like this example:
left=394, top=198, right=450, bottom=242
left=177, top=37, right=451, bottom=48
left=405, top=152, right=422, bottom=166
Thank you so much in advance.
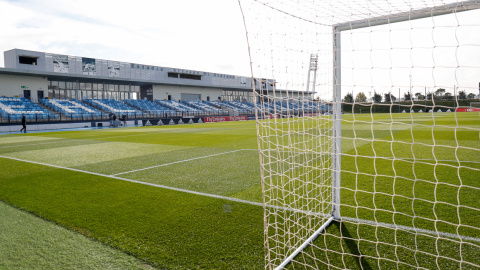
left=399, top=88, right=401, bottom=113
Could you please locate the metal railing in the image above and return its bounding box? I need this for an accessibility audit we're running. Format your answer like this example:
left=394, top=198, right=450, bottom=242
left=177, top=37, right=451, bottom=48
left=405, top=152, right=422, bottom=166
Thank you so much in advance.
left=0, top=109, right=233, bottom=125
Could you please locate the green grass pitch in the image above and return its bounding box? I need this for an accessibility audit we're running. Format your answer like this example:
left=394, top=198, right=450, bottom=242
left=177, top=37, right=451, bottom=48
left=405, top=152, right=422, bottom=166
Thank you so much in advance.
left=262, top=112, right=480, bottom=269
left=0, top=113, right=478, bottom=269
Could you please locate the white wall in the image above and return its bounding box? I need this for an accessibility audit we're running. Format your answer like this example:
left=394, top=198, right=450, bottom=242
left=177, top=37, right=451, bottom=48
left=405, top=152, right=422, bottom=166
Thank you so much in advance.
left=152, top=84, right=223, bottom=101
left=0, top=120, right=137, bottom=133
left=0, top=74, right=48, bottom=101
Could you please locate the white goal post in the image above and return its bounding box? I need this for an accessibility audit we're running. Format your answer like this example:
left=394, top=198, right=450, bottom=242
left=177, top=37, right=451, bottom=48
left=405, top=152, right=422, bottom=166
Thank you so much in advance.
left=239, top=0, right=480, bottom=269
left=470, top=102, right=480, bottom=108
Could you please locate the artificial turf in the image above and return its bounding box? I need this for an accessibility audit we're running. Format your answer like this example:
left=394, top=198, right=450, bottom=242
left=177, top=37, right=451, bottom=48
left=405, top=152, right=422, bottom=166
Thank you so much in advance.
left=1, top=121, right=264, bottom=269
left=0, top=114, right=478, bottom=269
left=260, top=112, right=479, bottom=269
left=0, top=201, right=151, bottom=270
left=0, top=157, right=263, bottom=269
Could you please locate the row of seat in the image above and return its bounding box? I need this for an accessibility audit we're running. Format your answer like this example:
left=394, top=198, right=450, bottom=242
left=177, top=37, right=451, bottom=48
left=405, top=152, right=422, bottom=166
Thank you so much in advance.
left=0, top=97, right=330, bottom=120
left=123, top=99, right=176, bottom=117
left=185, top=100, right=221, bottom=112
left=39, top=98, right=103, bottom=119
left=83, top=99, right=143, bottom=118
left=0, top=97, right=59, bottom=120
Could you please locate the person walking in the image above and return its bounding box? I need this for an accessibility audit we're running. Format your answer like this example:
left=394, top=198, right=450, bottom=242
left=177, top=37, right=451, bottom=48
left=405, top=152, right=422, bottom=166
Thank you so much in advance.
left=20, top=115, right=27, bottom=133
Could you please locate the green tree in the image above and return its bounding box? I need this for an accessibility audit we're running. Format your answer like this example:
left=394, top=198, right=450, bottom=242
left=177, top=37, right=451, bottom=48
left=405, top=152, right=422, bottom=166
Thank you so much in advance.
left=343, top=92, right=353, bottom=103
left=373, top=92, right=382, bottom=103
left=467, top=93, right=476, bottom=99
left=435, top=88, right=445, bottom=97
left=458, top=90, right=467, bottom=100
left=415, top=92, right=424, bottom=100
left=355, top=92, right=367, bottom=103
left=404, top=92, right=412, bottom=101
left=384, top=92, right=396, bottom=103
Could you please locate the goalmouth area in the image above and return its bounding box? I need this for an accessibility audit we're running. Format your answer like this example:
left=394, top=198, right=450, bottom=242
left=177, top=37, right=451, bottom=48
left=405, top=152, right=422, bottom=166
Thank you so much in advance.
left=239, top=0, right=480, bottom=269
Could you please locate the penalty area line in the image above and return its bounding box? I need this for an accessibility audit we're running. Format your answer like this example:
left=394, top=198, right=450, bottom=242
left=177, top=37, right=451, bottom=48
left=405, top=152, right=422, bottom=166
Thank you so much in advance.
left=1, top=154, right=478, bottom=244
left=112, top=149, right=257, bottom=176
left=0, top=154, right=264, bottom=207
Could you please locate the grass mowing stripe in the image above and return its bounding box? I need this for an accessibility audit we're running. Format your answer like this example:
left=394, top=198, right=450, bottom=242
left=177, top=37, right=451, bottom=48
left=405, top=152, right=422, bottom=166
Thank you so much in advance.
left=341, top=216, right=480, bottom=244
left=2, top=154, right=476, bottom=245
left=112, top=148, right=256, bottom=176
left=0, top=201, right=152, bottom=270
left=0, top=155, right=264, bottom=208
left=0, top=139, right=83, bottom=148
left=0, top=158, right=264, bottom=269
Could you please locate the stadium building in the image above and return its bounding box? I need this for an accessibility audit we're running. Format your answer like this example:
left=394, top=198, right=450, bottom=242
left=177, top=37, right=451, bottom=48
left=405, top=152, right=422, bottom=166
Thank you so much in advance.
left=0, top=48, right=301, bottom=103
left=0, top=49, right=316, bottom=131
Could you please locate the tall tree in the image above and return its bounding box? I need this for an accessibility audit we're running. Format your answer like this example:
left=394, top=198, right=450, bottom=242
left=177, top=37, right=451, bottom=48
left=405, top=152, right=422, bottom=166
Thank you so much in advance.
left=384, top=92, right=396, bottom=102
left=343, top=92, right=353, bottom=103
left=355, top=92, right=367, bottom=103
left=404, top=92, right=412, bottom=101
left=458, top=90, right=467, bottom=100
left=373, top=91, right=382, bottom=103
left=435, top=88, right=445, bottom=97
left=415, top=92, right=423, bottom=100
left=467, top=93, right=476, bottom=99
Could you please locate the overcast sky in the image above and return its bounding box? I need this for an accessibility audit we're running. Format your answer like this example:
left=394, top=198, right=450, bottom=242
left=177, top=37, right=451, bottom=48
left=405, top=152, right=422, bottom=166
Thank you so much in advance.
left=0, top=0, right=251, bottom=76
left=0, top=0, right=478, bottom=98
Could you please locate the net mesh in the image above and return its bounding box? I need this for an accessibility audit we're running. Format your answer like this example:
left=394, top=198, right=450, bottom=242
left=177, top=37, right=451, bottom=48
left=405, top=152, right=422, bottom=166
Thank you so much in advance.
left=239, top=0, right=480, bottom=269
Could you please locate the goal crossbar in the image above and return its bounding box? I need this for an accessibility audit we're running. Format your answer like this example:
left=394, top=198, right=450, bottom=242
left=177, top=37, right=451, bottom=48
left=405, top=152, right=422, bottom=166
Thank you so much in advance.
left=333, top=0, right=480, bottom=31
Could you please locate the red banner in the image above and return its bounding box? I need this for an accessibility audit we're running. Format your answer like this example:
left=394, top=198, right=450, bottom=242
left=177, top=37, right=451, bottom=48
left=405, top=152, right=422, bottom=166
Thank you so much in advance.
left=456, top=108, right=480, bottom=112
left=203, top=116, right=248, bottom=122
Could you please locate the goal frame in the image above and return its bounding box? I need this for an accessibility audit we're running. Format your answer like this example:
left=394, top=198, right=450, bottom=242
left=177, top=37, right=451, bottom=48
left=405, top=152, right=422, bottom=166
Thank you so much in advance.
left=276, top=1, right=480, bottom=269
left=470, top=102, right=480, bottom=108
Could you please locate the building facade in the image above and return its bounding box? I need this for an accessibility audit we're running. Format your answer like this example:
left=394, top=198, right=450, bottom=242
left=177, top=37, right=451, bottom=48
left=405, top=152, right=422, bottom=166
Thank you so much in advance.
left=0, top=49, right=306, bottom=103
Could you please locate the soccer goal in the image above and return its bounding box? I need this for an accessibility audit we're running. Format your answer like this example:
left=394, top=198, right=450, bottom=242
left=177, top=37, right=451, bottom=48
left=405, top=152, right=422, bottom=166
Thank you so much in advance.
left=470, top=102, right=480, bottom=109
left=238, top=0, right=480, bottom=269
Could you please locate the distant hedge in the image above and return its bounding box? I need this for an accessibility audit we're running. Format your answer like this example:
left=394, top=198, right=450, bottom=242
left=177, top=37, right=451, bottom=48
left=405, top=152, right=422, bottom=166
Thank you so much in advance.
left=341, top=99, right=477, bottom=114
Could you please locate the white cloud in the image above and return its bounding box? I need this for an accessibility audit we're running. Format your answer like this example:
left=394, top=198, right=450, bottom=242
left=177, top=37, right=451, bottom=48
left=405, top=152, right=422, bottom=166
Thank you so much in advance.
left=0, top=0, right=252, bottom=76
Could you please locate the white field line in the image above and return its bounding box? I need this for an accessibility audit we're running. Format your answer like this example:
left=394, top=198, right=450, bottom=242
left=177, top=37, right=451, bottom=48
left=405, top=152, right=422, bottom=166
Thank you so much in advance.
left=0, top=130, right=213, bottom=149
left=0, top=154, right=265, bottom=207
left=112, top=149, right=256, bottom=176
left=3, top=139, right=479, bottom=166
left=0, top=154, right=479, bottom=244
left=341, top=216, right=480, bottom=244
left=0, top=127, right=232, bottom=149
left=0, top=139, right=85, bottom=149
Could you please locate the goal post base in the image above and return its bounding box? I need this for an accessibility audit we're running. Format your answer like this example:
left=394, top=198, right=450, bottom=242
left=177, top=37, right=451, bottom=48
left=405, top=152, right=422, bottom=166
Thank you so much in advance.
left=274, top=217, right=336, bottom=270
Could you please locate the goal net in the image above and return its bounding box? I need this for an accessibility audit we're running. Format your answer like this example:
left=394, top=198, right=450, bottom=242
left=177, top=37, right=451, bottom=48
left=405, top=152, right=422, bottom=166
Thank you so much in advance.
left=238, top=0, right=480, bottom=269
left=470, top=102, right=480, bottom=108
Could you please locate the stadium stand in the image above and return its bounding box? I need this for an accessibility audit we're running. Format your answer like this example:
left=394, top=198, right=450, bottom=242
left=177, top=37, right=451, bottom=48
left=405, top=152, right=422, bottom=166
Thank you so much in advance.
left=181, top=100, right=225, bottom=115
left=0, top=97, right=58, bottom=120
left=154, top=100, right=202, bottom=115
left=83, top=99, right=143, bottom=117
left=230, top=101, right=256, bottom=111
left=207, top=100, right=254, bottom=114
left=39, top=98, right=103, bottom=119
left=122, top=99, right=176, bottom=117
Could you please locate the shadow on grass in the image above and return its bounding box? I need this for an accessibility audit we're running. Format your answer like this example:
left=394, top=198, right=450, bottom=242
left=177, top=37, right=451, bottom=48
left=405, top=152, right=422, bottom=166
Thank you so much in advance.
left=332, top=221, right=373, bottom=270
left=286, top=220, right=374, bottom=269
